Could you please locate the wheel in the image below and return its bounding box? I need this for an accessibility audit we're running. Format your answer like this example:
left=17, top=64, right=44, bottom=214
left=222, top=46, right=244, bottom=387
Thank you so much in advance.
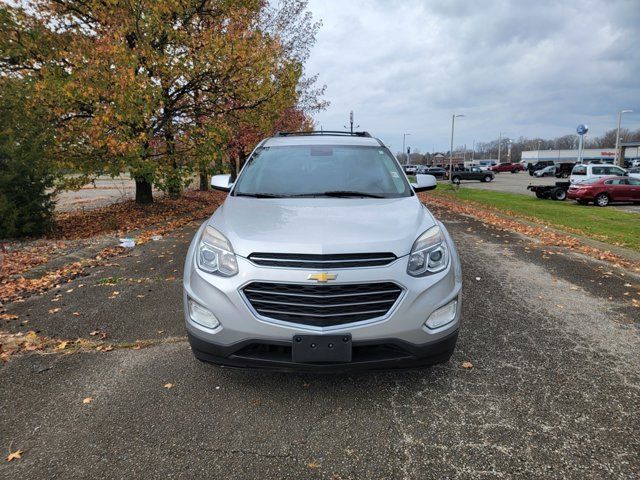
left=483, top=175, right=492, bottom=182
left=535, top=191, right=549, bottom=199
left=576, top=199, right=588, bottom=205
left=551, top=188, right=567, bottom=201
left=451, top=176, right=461, bottom=185
left=595, top=193, right=609, bottom=207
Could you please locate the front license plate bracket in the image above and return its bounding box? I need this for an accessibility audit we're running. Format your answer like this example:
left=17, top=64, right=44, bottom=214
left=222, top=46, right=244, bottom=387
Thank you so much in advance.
left=291, top=334, right=352, bottom=363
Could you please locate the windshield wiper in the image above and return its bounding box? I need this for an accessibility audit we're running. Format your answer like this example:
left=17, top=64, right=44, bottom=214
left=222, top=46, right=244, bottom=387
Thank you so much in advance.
left=234, top=192, right=290, bottom=198
left=317, top=190, right=385, bottom=198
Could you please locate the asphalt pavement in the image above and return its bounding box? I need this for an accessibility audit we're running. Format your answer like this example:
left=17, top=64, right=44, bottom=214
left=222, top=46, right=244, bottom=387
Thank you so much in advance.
left=1, top=208, right=639, bottom=479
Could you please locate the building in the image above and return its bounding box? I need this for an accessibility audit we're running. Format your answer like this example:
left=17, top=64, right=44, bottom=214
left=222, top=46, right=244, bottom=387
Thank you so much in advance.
left=521, top=147, right=640, bottom=165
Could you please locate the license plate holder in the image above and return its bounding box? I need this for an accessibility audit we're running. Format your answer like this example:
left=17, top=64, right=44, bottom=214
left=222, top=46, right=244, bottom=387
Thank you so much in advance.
left=291, top=334, right=352, bottom=363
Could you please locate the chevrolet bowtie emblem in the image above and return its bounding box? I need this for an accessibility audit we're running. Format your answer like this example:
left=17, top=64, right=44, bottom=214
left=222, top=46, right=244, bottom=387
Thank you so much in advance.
left=308, top=273, right=337, bottom=283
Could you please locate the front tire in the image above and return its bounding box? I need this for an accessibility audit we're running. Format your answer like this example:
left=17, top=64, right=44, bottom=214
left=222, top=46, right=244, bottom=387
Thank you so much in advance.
left=452, top=176, right=461, bottom=185
left=551, top=188, right=567, bottom=201
left=483, top=175, right=492, bottom=182
left=595, top=193, right=609, bottom=207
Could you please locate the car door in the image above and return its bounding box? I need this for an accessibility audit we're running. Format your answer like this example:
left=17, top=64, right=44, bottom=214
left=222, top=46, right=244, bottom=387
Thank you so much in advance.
left=605, top=179, right=630, bottom=201
left=627, top=178, right=640, bottom=200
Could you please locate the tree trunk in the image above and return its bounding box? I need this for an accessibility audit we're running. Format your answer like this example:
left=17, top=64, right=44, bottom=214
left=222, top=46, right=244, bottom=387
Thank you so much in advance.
left=135, top=178, right=153, bottom=204
left=199, top=171, right=208, bottom=191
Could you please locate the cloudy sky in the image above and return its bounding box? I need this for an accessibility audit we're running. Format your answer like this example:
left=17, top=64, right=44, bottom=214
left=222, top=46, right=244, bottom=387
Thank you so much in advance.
left=305, top=0, right=640, bottom=153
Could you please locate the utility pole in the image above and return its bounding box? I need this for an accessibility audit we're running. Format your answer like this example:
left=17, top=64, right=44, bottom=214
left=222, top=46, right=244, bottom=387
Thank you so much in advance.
left=402, top=133, right=411, bottom=165
left=471, top=140, right=475, bottom=161
left=344, top=110, right=359, bottom=134
left=449, top=114, right=464, bottom=181
left=497, top=131, right=502, bottom=164
left=615, top=109, right=633, bottom=167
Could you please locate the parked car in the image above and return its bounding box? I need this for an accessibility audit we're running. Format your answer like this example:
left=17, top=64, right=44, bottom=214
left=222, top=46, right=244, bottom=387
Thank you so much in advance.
left=403, top=164, right=418, bottom=174
left=632, top=159, right=640, bottom=167
left=184, top=131, right=461, bottom=371
left=490, top=162, right=525, bottom=173
left=477, top=160, right=497, bottom=171
left=450, top=166, right=494, bottom=184
left=569, top=163, right=627, bottom=184
left=628, top=167, right=640, bottom=179
left=426, top=167, right=448, bottom=179
left=534, top=165, right=557, bottom=177
left=567, top=176, right=640, bottom=206
left=528, top=160, right=555, bottom=176
left=553, top=162, right=576, bottom=178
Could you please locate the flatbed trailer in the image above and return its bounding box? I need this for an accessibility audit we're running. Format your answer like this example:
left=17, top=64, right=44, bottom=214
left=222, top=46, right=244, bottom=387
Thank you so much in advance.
left=527, top=181, right=570, bottom=201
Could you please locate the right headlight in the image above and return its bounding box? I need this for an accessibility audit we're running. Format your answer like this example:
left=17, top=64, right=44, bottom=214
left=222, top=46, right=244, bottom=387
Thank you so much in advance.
left=407, top=225, right=449, bottom=277
left=196, top=225, right=238, bottom=277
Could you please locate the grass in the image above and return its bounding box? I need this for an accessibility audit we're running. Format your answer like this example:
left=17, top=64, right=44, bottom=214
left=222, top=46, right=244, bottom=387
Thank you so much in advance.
left=433, top=185, right=640, bottom=252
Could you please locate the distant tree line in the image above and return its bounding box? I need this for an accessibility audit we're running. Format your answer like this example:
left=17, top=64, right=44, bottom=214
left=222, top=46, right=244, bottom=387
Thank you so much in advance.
left=396, top=128, right=640, bottom=165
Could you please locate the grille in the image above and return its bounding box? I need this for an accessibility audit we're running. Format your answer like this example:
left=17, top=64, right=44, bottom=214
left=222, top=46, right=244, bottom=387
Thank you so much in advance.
left=242, top=282, right=403, bottom=327
left=247, top=252, right=397, bottom=269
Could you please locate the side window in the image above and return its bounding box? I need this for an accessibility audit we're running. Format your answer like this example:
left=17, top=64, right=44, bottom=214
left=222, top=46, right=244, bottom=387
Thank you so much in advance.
left=592, top=167, right=605, bottom=175
left=628, top=178, right=640, bottom=185
left=612, top=167, right=625, bottom=176
left=572, top=165, right=586, bottom=175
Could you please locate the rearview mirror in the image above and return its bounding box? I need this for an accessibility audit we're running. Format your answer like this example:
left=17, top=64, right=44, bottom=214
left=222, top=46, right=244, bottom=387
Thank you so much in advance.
left=411, top=174, right=437, bottom=192
left=211, top=174, right=233, bottom=192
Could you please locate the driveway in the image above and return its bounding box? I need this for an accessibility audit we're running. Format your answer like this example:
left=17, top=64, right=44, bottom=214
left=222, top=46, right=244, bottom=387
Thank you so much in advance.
left=1, top=209, right=639, bottom=479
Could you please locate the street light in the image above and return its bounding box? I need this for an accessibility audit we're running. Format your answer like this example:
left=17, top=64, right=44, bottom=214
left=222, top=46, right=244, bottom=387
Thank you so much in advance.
left=449, top=114, right=464, bottom=182
left=615, top=109, right=633, bottom=166
left=402, top=133, right=411, bottom=165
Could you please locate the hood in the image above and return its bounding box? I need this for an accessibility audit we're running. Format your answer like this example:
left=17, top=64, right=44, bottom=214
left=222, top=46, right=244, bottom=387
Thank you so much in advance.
left=209, top=196, right=436, bottom=258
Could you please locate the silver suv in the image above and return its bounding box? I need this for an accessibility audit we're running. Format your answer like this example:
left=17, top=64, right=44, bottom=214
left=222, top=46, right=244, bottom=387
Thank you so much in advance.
left=183, top=131, right=462, bottom=371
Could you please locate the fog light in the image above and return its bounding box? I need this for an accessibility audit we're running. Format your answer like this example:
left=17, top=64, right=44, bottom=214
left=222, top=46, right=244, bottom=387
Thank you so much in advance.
left=188, top=299, right=220, bottom=329
left=425, top=300, right=457, bottom=330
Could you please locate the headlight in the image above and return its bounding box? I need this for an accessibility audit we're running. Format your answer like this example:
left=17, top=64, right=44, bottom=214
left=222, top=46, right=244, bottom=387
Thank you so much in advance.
left=196, top=225, right=238, bottom=277
left=407, top=225, right=449, bottom=276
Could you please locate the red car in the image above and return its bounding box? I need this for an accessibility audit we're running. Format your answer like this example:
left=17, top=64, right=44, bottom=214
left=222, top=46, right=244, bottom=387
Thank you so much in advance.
left=567, top=176, right=640, bottom=206
left=490, top=162, right=525, bottom=173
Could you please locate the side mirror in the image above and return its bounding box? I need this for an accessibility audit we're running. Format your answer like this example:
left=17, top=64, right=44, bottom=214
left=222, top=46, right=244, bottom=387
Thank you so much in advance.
left=211, top=174, right=233, bottom=192
left=411, top=174, right=437, bottom=192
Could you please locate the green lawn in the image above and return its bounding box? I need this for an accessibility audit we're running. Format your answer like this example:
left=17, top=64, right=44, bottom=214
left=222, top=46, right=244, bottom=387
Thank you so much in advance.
left=434, top=186, right=640, bottom=252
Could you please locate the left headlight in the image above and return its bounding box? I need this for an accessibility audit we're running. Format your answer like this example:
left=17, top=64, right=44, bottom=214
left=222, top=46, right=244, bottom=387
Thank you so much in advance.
left=407, top=225, right=449, bottom=277
left=196, top=225, right=238, bottom=277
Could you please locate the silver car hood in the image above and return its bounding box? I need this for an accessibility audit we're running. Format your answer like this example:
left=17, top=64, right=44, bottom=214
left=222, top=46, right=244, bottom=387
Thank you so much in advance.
left=209, top=196, right=436, bottom=258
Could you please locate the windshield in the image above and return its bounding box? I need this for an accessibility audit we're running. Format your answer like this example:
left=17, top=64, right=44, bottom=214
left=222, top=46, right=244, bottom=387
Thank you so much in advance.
left=233, top=145, right=412, bottom=198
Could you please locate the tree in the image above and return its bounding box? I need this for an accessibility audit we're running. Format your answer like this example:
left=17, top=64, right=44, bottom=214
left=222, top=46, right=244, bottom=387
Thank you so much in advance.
left=1, top=0, right=324, bottom=203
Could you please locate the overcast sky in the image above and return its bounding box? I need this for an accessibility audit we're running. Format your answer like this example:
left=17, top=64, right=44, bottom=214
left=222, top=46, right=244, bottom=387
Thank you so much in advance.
left=305, top=0, right=640, bottom=153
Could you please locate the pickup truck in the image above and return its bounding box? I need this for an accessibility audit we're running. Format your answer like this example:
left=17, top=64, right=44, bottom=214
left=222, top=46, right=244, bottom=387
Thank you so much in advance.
left=490, top=162, right=525, bottom=173
left=450, top=166, right=494, bottom=184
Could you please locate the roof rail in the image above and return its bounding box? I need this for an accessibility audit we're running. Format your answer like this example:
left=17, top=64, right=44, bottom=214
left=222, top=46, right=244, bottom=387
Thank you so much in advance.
left=275, top=130, right=371, bottom=138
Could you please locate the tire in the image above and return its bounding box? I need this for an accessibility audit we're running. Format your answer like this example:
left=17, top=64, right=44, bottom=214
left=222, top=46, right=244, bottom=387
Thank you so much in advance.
left=483, top=175, right=492, bottom=183
left=535, top=191, right=546, bottom=199
left=452, top=176, right=461, bottom=185
left=551, top=188, right=567, bottom=201
left=595, top=193, right=609, bottom=207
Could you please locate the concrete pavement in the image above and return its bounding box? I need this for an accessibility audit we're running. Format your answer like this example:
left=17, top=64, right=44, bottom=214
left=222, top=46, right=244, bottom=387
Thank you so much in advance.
left=1, top=209, right=639, bottom=479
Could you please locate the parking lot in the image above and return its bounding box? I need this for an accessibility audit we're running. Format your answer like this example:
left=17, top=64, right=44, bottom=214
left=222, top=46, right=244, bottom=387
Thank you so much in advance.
left=459, top=171, right=640, bottom=214
left=1, top=206, right=638, bottom=479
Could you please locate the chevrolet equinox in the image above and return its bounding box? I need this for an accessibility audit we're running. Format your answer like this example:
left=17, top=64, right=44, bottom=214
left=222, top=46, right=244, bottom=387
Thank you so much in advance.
left=183, top=131, right=462, bottom=371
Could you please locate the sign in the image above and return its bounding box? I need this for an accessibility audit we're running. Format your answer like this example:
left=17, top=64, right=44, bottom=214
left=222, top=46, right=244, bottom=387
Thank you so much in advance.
left=576, top=124, right=589, bottom=135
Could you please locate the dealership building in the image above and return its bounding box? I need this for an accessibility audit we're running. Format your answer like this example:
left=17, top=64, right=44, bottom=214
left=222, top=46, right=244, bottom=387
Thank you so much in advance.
left=522, top=146, right=640, bottom=165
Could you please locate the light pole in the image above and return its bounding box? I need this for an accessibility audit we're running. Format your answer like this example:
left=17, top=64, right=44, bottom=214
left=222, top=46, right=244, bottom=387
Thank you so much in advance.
left=402, top=133, right=411, bottom=165
left=449, top=114, right=464, bottom=181
left=615, top=109, right=633, bottom=166
left=497, top=131, right=502, bottom=164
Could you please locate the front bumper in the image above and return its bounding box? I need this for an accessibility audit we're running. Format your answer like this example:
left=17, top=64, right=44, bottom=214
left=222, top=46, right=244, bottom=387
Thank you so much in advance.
left=183, top=225, right=462, bottom=371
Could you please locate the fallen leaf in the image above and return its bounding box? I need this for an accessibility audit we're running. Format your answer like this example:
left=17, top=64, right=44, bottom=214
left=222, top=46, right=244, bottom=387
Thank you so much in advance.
left=72, top=312, right=81, bottom=316
left=475, top=277, right=481, bottom=281
left=83, top=397, right=93, bottom=404
left=6, top=449, right=23, bottom=462
left=164, top=383, right=174, bottom=389
left=56, top=341, right=68, bottom=350
left=461, top=361, right=474, bottom=369
left=308, top=461, right=321, bottom=469
left=48, top=308, right=61, bottom=314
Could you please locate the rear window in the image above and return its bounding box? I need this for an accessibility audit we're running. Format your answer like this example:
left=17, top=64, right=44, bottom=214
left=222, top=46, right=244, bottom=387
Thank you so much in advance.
left=572, top=165, right=587, bottom=175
